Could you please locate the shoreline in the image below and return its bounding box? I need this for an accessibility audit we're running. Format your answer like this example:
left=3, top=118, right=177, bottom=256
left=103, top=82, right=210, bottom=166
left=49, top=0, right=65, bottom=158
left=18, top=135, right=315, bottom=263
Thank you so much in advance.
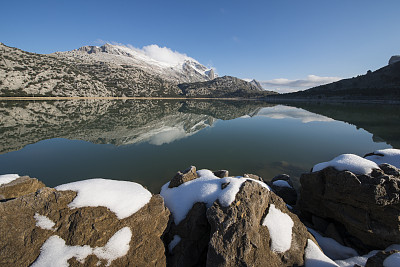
left=0, top=96, right=261, bottom=101
left=1, top=96, right=399, bottom=104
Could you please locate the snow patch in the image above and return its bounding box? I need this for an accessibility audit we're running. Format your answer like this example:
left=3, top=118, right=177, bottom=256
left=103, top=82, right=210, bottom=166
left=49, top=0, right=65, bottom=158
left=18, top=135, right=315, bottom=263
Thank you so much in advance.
left=365, top=149, right=400, bottom=169
left=312, top=154, right=379, bottom=175
left=305, top=239, right=339, bottom=267
left=34, top=213, right=56, bottom=231
left=160, top=169, right=270, bottom=224
left=272, top=180, right=292, bottom=188
left=168, top=235, right=181, bottom=253
left=0, top=174, right=20, bottom=186
left=308, top=228, right=358, bottom=260
left=31, top=227, right=131, bottom=267
left=93, top=227, right=132, bottom=266
left=31, top=235, right=92, bottom=267
left=383, top=252, right=400, bottom=267
left=56, top=179, right=152, bottom=220
left=262, top=204, right=294, bottom=253
left=334, top=244, right=400, bottom=267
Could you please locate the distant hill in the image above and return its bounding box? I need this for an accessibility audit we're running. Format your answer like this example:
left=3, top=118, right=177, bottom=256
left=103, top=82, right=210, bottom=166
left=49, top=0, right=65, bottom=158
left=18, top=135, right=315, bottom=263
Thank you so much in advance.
left=178, top=76, right=277, bottom=98
left=0, top=43, right=273, bottom=98
left=270, top=60, right=400, bottom=101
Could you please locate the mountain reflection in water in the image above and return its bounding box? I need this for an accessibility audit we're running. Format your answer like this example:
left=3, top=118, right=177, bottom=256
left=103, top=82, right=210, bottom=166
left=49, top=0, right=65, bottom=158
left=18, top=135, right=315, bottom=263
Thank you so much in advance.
left=0, top=99, right=397, bottom=193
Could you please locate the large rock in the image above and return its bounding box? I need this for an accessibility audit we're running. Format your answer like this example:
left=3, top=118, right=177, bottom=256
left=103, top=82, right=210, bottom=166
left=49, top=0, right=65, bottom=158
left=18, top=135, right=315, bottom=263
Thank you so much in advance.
left=162, top=168, right=317, bottom=266
left=207, top=180, right=313, bottom=267
left=298, top=164, right=400, bottom=250
left=0, top=176, right=45, bottom=200
left=0, top=178, right=169, bottom=266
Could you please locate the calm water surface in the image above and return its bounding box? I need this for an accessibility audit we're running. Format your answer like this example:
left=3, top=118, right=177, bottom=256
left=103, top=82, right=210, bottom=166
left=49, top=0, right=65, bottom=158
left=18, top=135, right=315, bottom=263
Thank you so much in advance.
left=0, top=100, right=399, bottom=193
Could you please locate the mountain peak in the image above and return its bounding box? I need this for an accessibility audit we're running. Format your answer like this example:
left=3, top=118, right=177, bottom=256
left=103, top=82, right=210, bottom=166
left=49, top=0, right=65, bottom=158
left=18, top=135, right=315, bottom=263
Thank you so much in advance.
left=57, top=43, right=216, bottom=83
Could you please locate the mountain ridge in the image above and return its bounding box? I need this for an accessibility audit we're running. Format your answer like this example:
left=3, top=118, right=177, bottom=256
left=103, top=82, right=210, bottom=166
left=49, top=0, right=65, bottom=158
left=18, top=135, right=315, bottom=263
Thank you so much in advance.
left=0, top=43, right=274, bottom=98
left=269, top=60, right=400, bottom=101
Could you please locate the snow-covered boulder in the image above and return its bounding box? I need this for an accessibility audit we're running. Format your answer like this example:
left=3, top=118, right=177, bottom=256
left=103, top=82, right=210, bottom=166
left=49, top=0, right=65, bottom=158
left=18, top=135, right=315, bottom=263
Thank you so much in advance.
left=299, top=151, right=400, bottom=250
left=161, top=167, right=317, bottom=266
left=0, top=177, right=169, bottom=267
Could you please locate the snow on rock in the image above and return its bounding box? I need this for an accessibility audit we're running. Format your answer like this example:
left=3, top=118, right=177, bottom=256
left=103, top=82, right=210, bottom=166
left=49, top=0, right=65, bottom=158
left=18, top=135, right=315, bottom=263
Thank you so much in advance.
left=56, top=179, right=152, bottom=220
left=365, top=149, right=400, bottom=169
left=262, top=204, right=294, bottom=253
left=168, top=235, right=181, bottom=253
left=334, top=244, right=400, bottom=267
left=334, top=250, right=378, bottom=267
left=0, top=174, right=20, bottom=186
left=312, top=154, right=379, bottom=175
left=304, top=239, right=339, bottom=267
left=160, top=169, right=270, bottom=224
left=31, top=235, right=92, bottom=267
left=383, top=252, right=400, bottom=267
left=34, top=213, right=56, bottom=231
left=92, top=227, right=132, bottom=266
left=272, top=179, right=292, bottom=188
left=307, top=228, right=358, bottom=260
left=31, top=227, right=132, bottom=267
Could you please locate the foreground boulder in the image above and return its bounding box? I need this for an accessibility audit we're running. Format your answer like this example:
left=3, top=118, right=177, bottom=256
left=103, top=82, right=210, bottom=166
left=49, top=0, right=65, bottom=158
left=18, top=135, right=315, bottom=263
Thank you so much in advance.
left=161, top=168, right=318, bottom=266
left=207, top=180, right=312, bottom=267
left=299, top=153, right=400, bottom=251
left=0, top=177, right=169, bottom=266
left=0, top=175, right=45, bottom=200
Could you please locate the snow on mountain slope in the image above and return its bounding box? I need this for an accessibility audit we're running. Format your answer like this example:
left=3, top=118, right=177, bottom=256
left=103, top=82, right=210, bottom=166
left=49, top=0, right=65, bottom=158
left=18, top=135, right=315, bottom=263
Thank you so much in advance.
left=54, top=43, right=216, bottom=83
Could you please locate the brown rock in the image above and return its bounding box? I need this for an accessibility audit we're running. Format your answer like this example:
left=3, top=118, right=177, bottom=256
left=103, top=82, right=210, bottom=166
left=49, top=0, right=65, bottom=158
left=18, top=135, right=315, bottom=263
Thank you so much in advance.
left=0, top=176, right=45, bottom=200
left=169, top=166, right=198, bottom=188
left=0, top=185, right=169, bottom=266
left=213, top=170, right=229, bottom=178
left=243, top=173, right=264, bottom=182
left=206, top=180, right=316, bottom=267
left=298, top=166, right=400, bottom=250
left=165, top=202, right=210, bottom=267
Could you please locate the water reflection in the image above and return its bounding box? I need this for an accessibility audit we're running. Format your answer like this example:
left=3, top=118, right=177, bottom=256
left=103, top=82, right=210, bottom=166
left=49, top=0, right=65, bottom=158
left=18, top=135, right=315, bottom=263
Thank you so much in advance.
left=0, top=99, right=397, bottom=193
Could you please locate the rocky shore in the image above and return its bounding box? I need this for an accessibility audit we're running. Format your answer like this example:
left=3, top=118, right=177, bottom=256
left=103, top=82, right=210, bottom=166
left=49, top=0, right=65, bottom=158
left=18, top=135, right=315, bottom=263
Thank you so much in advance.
left=1, top=149, right=399, bottom=266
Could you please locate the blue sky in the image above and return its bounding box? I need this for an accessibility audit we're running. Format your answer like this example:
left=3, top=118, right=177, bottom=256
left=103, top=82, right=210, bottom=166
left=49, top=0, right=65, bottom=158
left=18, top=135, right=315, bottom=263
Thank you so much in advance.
left=1, top=0, right=400, bottom=92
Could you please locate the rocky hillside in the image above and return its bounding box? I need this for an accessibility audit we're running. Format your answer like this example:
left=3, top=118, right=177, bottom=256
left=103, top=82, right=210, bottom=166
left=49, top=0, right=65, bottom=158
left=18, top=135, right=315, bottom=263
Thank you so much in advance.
left=0, top=43, right=273, bottom=98
left=178, top=76, right=277, bottom=98
left=0, top=43, right=181, bottom=97
left=54, top=43, right=215, bottom=84
left=271, top=59, right=400, bottom=101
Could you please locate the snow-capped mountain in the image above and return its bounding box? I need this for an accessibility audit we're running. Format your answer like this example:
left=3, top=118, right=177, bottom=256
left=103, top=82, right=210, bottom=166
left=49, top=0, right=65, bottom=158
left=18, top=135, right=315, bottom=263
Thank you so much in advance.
left=54, top=43, right=216, bottom=83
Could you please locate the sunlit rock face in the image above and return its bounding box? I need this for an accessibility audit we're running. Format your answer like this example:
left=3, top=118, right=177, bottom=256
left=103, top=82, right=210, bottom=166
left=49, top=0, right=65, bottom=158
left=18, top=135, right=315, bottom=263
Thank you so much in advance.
left=0, top=176, right=170, bottom=267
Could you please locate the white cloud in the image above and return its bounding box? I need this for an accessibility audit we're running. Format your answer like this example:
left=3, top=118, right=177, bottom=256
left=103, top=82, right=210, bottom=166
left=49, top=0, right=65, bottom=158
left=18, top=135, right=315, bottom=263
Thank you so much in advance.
left=259, top=75, right=342, bottom=93
left=255, top=105, right=334, bottom=123
left=93, top=39, right=194, bottom=66
left=140, top=44, right=190, bottom=65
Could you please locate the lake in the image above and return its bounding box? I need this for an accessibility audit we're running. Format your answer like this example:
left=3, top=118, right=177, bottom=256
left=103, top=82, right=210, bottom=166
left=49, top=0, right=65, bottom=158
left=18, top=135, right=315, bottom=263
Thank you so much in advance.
left=0, top=99, right=399, bottom=193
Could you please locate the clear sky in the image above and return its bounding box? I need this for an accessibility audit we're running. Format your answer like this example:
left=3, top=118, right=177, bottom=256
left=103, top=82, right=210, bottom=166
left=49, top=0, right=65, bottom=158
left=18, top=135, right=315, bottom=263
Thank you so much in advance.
left=1, top=0, right=400, bottom=92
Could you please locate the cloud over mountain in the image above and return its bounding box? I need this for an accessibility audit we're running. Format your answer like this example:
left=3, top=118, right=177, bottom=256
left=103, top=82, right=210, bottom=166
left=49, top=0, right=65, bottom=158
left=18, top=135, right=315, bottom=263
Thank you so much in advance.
left=259, top=75, right=342, bottom=93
